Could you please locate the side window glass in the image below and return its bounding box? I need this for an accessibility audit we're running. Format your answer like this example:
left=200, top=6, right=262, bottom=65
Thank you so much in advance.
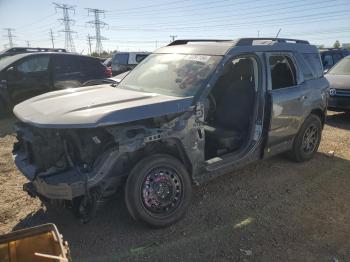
left=135, top=54, right=148, bottom=63
left=332, top=53, right=343, bottom=64
left=17, top=56, right=49, bottom=73
left=54, top=55, right=80, bottom=74
left=269, top=55, right=297, bottom=90
left=323, top=54, right=333, bottom=67
left=302, top=53, right=323, bottom=79
left=114, top=53, right=129, bottom=65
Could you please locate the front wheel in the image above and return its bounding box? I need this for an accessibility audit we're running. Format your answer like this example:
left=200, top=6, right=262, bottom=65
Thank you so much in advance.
left=125, top=154, right=192, bottom=227
left=289, top=114, right=322, bottom=162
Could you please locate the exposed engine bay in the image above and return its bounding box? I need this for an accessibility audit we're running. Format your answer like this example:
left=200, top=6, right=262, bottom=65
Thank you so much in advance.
left=12, top=111, right=200, bottom=221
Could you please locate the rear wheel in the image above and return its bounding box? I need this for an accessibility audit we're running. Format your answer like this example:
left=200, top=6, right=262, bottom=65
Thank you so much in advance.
left=125, top=154, right=192, bottom=227
left=289, top=114, right=322, bottom=162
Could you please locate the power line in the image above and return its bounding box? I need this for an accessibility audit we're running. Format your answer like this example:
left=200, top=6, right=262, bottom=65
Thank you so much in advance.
left=108, top=0, right=190, bottom=13
left=54, top=2, right=76, bottom=52
left=109, top=0, right=339, bottom=28
left=86, top=8, right=108, bottom=55
left=49, top=28, right=55, bottom=48
left=3, top=28, right=15, bottom=48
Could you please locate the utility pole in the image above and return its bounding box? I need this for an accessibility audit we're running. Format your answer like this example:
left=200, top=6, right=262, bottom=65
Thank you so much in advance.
left=49, top=28, right=55, bottom=48
left=3, top=28, right=15, bottom=48
left=257, top=30, right=260, bottom=38
left=54, top=2, right=76, bottom=52
left=87, top=34, right=93, bottom=55
left=87, top=8, right=107, bottom=55
left=25, top=40, right=30, bottom=47
left=169, top=35, right=177, bottom=42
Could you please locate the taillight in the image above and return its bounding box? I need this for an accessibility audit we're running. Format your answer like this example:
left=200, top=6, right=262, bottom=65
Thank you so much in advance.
left=105, top=66, right=112, bottom=77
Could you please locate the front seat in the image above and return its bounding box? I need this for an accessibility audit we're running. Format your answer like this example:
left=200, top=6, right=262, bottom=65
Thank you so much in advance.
left=205, top=59, right=255, bottom=153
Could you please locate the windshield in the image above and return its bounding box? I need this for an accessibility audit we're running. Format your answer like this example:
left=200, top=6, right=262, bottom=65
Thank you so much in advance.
left=117, top=53, right=222, bottom=97
left=328, top=57, right=350, bottom=75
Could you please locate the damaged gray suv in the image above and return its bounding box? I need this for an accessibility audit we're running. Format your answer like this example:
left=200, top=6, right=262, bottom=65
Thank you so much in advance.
left=13, top=38, right=329, bottom=227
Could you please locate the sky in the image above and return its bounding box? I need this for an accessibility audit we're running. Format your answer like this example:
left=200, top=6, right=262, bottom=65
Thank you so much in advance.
left=0, top=0, right=349, bottom=54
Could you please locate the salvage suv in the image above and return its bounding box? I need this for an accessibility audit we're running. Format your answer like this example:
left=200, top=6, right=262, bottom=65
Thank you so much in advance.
left=13, top=38, right=329, bottom=227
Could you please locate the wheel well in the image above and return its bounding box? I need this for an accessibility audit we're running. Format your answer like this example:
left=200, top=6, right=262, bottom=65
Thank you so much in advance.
left=125, top=139, right=193, bottom=177
left=310, top=108, right=326, bottom=127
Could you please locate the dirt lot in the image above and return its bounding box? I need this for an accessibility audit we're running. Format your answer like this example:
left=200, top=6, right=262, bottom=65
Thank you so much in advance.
left=0, top=113, right=349, bottom=262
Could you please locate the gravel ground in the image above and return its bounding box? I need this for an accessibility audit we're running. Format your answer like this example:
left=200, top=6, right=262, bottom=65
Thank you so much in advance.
left=0, top=112, right=349, bottom=262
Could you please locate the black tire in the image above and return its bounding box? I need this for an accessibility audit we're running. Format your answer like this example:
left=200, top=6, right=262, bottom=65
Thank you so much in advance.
left=289, top=114, right=322, bottom=162
left=125, top=154, right=192, bottom=228
left=0, top=99, right=7, bottom=119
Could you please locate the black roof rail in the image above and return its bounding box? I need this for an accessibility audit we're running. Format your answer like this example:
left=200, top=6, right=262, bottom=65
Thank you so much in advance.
left=3, top=47, right=67, bottom=53
left=168, top=39, right=232, bottom=46
left=319, top=47, right=347, bottom=51
left=235, top=38, right=309, bottom=46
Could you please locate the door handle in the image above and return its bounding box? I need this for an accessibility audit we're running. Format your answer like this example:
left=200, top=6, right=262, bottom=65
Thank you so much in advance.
left=298, top=95, right=307, bottom=101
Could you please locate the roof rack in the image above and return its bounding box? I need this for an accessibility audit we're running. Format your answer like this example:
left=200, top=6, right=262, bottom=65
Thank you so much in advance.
left=234, top=38, right=309, bottom=46
left=168, top=39, right=231, bottom=46
left=2, top=47, right=67, bottom=54
left=319, top=47, right=348, bottom=51
left=167, top=38, right=309, bottom=47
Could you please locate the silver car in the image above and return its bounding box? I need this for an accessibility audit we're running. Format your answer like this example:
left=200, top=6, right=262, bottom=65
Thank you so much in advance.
left=326, top=55, right=350, bottom=113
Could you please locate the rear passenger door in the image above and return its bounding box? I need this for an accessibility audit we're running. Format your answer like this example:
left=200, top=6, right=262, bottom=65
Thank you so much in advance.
left=265, top=53, right=309, bottom=157
left=52, top=55, right=83, bottom=89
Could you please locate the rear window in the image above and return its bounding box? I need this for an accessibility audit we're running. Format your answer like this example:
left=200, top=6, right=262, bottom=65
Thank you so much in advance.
left=113, top=53, right=129, bottom=65
left=302, top=53, right=323, bottom=79
left=81, top=57, right=104, bottom=76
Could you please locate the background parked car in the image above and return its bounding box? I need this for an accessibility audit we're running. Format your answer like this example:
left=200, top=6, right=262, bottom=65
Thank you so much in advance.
left=111, top=51, right=150, bottom=75
left=320, top=48, right=349, bottom=71
left=0, top=51, right=111, bottom=118
left=325, top=55, right=350, bottom=114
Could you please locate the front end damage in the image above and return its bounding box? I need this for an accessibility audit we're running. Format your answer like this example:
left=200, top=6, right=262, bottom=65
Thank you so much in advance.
left=13, top=110, right=204, bottom=220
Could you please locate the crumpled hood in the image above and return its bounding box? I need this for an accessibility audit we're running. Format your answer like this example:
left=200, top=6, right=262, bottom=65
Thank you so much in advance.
left=13, top=84, right=193, bottom=128
left=325, top=74, right=350, bottom=90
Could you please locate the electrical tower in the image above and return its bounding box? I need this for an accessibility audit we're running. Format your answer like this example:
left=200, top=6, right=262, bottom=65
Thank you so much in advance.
left=3, top=28, right=15, bottom=48
left=87, top=34, right=93, bottom=54
left=54, top=3, right=76, bottom=52
left=49, top=28, right=55, bottom=48
left=25, top=41, right=30, bottom=47
left=87, top=8, right=107, bottom=55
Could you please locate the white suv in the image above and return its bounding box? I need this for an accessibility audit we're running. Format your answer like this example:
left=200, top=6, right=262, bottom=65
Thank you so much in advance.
left=111, top=51, right=150, bottom=75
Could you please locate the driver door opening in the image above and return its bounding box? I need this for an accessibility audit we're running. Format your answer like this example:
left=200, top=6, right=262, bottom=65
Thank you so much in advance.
left=204, top=56, right=259, bottom=160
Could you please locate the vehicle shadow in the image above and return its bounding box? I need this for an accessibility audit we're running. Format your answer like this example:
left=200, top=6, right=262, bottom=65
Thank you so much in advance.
left=0, top=115, right=17, bottom=137
left=326, top=111, right=350, bottom=130
left=11, top=152, right=350, bottom=262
